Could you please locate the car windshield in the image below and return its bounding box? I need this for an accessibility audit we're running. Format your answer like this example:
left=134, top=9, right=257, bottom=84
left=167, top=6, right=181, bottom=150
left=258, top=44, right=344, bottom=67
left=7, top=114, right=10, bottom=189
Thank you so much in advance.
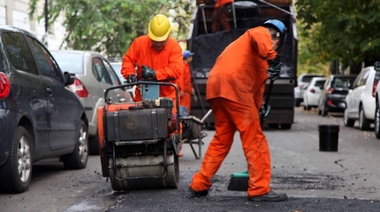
left=332, top=77, right=355, bottom=89
left=51, top=52, right=83, bottom=74
left=302, top=75, right=321, bottom=83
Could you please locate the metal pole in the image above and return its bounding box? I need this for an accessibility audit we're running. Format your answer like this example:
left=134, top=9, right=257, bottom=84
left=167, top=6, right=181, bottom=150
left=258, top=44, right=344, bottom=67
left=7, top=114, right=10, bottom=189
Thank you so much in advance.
left=199, top=4, right=208, bottom=34
left=231, top=0, right=237, bottom=29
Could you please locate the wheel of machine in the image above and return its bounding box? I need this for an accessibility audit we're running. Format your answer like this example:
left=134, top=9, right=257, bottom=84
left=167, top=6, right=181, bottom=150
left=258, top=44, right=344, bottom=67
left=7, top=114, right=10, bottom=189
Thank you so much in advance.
left=108, top=153, right=179, bottom=191
left=281, top=124, right=292, bottom=130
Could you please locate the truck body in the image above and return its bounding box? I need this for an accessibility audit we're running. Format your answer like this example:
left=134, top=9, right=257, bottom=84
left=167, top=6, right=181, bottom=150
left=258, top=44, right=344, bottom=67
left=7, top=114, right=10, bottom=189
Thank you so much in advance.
left=187, top=0, right=297, bottom=129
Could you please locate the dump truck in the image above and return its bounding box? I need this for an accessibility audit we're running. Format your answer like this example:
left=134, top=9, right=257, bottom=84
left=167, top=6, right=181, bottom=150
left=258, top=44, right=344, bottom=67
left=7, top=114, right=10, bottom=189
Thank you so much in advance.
left=187, top=0, right=297, bottom=129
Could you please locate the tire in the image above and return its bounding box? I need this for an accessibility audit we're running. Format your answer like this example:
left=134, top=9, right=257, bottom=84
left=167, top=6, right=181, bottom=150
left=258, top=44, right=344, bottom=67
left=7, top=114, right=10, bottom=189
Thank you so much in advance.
left=375, top=106, right=380, bottom=138
left=0, top=126, right=32, bottom=193
left=281, top=124, right=292, bottom=129
left=321, top=107, right=328, bottom=116
left=89, top=131, right=100, bottom=155
left=62, top=120, right=88, bottom=169
left=268, top=124, right=279, bottom=129
left=344, top=109, right=355, bottom=127
left=295, top=99, right=301, bottom=107
left=359, top=107, right=371, bottom=130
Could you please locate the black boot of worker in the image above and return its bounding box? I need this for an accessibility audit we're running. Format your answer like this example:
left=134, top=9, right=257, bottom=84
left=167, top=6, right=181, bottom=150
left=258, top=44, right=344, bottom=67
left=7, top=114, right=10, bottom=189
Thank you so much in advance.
left=188, top=187, right=209, bottom=197
left=248, top=190, right=288, bottom=202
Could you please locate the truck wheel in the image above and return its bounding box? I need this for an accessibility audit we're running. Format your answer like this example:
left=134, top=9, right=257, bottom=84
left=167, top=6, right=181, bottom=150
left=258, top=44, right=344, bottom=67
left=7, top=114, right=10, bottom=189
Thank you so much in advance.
left=62, top=120, right=88, bottom=169
left=0, top=126, right=32, bottom=193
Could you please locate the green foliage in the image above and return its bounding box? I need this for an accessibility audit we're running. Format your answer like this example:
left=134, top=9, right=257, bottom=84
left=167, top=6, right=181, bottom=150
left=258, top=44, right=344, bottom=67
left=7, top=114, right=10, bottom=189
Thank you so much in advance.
left=29, top=0, right=194, bottom=58
left=295, top=0, right=380, bottom=69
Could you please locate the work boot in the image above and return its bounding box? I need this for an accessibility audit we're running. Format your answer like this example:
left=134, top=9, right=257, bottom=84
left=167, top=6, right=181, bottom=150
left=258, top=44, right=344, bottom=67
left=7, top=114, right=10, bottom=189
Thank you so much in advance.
left=248, top=190, right=288, bottom=202
left=188, top=187, right=208, bottom=197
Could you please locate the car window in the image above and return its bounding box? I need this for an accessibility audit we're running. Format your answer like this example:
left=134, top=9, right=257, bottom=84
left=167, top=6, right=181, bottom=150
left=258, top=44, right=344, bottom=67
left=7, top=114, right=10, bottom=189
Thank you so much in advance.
left=103, top=60, right=120, bottom=86
left=92, top=57, right=112, bottom=84
left=26, top=36, right=62, bottom=82
left=2, top=32, right=38, bottom=75
left=333, top=77, right=354, bottom=89
left=315, top=80, right=325, bottom=88
left=352, top=70, right=369, bottom=88
left=51, top=52, right=83, bottom=74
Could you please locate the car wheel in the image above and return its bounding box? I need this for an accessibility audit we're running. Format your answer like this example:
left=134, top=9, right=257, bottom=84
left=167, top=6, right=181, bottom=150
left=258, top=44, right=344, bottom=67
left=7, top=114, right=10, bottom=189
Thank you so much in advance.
left=375, top=106, right=380, bottom=139
left=295, top=99, right=301, bottom=107
left=89, top=131, right=100, bottom=155
left=281, top=124, right=292, bottom=129
left=0, top=126, right=32, bottom=193
left=359, top=107, right=371, bottom=130
left=343, top=109, right=355, bottom=127
left=62, top=120, right=88, bottom=169
left=321, top=106, right=328, bottom=117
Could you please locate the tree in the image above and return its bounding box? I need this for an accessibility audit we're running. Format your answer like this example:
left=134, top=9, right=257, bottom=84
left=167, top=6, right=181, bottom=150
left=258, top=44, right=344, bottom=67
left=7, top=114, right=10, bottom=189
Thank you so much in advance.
left=29, top=0, right=195, bottom=58
left=295, top=0, right=380, bottom=73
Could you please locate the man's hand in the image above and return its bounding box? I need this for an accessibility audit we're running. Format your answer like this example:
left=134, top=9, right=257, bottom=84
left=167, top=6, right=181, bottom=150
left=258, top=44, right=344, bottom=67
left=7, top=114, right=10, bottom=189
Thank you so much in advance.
left=141, top=65, right=156, bottom=80
left=267, top=63, right=282, bottom=81
left=126, top=74, right=137, bottom=83
left=259, top=103, right=271, bottom=121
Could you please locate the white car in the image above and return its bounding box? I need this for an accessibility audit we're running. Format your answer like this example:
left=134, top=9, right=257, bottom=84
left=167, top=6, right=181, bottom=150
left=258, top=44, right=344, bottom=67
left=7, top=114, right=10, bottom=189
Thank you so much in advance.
left=303, top=77, right=326, bottom=110
left=344, top=66, right=380, bottom=130
left=295, top=73, right=324, bottom=106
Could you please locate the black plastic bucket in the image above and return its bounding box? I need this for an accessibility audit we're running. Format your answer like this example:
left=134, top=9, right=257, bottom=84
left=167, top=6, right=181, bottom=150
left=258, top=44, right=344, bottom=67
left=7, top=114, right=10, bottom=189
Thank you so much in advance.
left=318, top=124, right=339, bottom=152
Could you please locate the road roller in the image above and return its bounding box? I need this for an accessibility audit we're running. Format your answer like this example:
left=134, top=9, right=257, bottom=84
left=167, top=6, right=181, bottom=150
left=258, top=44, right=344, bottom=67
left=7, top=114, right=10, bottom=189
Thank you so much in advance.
left=97, top=81, right=181, bottom=191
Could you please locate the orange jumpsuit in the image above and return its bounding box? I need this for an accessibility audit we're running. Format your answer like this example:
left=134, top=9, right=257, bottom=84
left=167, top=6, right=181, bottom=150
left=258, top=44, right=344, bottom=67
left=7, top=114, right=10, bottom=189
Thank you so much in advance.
left=212, top=0, right=233, bottom=32
left=121, top=35, right=183, bottom=111
left=179, top=61, right=193, bottom=112
left=189, top=26, right=277, bottom=197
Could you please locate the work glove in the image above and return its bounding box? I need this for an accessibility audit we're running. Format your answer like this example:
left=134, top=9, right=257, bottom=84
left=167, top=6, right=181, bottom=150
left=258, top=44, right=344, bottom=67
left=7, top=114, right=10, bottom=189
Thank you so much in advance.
left=259, top=103, right=271, bottom=121
left=267, top=62, right=282, bottom=81
left=141, top=65, right=157, bottom=80
left=126, top=74, right=137, bottom=83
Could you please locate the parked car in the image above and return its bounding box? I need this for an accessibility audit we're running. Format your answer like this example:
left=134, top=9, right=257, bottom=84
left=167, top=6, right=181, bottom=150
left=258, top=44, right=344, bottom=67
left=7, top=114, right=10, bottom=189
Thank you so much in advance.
left=51, top=50, right=133, bottom=154
left=110, top=61, right=125, bottom=83
left=372, top=62, right=380, bottom=138
left=295, top=73, right=324, bottom=106
left=318, top=74, right=357, bottom=116
left=344, top=66, right=380, bottom=130
left=303, top=77, right=326, bottom=110
left=0, top=26, right=89, bottom=193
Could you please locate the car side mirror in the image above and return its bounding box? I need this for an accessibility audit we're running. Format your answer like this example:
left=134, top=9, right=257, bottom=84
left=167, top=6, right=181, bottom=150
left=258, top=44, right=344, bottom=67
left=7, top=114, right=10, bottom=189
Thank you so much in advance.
left=63, top=72, right=75, bottom=86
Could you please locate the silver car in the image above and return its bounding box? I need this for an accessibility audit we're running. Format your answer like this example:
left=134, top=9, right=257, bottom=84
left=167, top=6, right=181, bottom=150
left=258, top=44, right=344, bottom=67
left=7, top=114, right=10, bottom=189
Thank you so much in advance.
left=51, top=50, right=133, bottom=154
left=110, top=61, right=125, bottom=83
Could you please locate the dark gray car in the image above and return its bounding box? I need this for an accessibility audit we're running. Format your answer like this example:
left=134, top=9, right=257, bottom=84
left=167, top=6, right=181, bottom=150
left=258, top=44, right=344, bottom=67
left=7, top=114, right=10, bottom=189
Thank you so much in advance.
left=0, top=26, right=89, bottom=193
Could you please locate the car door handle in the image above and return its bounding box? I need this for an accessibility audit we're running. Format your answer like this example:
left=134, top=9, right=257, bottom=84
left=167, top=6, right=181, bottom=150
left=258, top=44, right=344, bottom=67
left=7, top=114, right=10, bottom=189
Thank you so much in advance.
left=46, top=88, right=53, bottom=96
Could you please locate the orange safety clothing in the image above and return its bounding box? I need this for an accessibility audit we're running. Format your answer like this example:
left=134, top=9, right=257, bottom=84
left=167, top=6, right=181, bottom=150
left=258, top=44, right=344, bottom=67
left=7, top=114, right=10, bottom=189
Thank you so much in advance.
left=212, top=0, right=233, bottom=32
left=179, top=61, right=193, bottom=112
left=189, top=26, right=277, bottom=197
left=121, top=35, right=183, bottom=111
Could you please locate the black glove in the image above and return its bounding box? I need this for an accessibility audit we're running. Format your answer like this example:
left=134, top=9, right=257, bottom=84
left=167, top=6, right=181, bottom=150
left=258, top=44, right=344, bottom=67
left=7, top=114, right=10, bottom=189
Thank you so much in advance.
left=267, top=63, right=282, bottom=81
left=259, top=103, right=271, bottom=121
left=126, top=74, right=137, bottom=83
left=141, top=65, right=156, bottom=80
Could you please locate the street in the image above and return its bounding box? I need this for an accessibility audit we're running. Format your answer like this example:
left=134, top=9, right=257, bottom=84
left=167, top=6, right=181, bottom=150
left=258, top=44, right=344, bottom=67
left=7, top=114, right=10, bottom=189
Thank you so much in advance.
left=1, top=107, right=380, bottom=211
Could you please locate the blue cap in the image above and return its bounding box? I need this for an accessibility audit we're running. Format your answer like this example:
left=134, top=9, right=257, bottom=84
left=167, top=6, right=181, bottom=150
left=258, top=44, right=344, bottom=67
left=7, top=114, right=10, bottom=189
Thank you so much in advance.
left=183, top=50, right=194, bottom=59
left=263, top=19, right=285, bottom=35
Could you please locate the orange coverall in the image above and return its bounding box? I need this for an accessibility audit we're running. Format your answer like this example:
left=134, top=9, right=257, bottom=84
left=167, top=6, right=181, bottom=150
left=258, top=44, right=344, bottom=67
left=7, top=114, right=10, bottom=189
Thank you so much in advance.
left=121, top=35, right=183, bottom=111
left=179, top=61, right=193, bottom=112
left=212, top=0, right=233, bottom=32
left=189, top=26, right=277, bottom=197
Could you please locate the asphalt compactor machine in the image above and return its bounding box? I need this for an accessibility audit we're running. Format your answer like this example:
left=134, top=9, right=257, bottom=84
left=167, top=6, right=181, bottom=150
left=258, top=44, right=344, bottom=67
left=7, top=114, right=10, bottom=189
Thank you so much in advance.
left=97, top=81, right=182, bottom=190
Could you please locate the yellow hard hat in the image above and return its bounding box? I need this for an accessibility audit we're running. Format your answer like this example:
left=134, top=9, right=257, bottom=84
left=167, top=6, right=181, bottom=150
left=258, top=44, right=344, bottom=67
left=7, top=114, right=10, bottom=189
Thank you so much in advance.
left=148, top=14, right=171, bottom=42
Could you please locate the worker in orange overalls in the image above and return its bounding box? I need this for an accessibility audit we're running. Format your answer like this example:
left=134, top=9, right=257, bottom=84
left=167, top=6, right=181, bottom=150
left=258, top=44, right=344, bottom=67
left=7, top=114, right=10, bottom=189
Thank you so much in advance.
left=121, top=14, right=183, bottom=113
left=212, top=0, right=233, bottom=32
left=179, top=50, right=195, bottom=115
left=188, top=20, right=288, bottom=202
